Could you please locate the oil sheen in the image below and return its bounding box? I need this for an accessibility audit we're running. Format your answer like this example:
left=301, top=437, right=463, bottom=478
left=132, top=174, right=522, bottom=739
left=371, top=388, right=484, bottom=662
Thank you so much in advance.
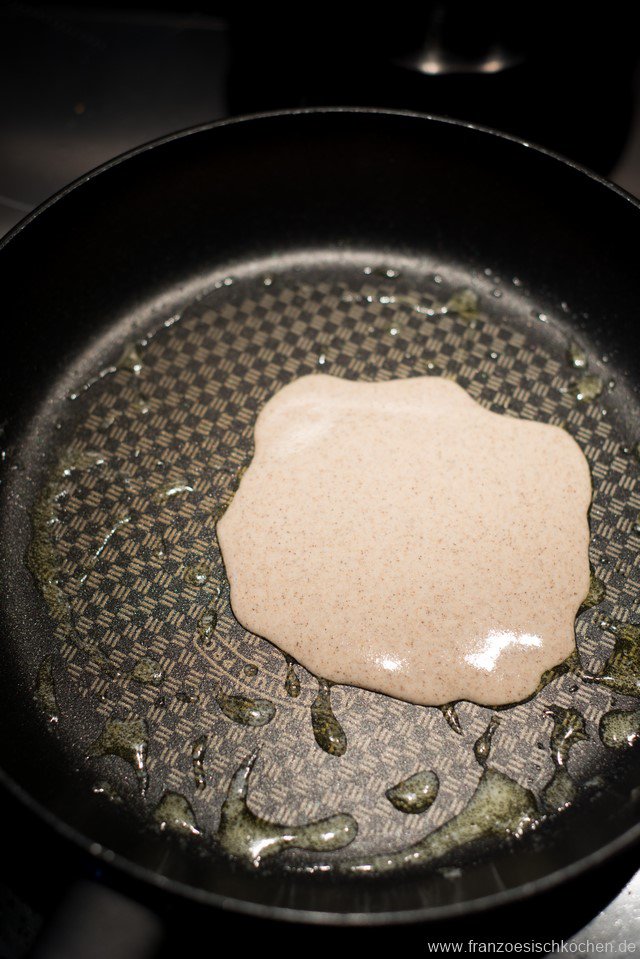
left=217, top=374, right=592, bottom=707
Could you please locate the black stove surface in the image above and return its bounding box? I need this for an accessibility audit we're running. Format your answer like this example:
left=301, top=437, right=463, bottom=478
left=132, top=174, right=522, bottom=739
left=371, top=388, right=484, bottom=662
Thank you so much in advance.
left=1, top=6, right=640, bottom=956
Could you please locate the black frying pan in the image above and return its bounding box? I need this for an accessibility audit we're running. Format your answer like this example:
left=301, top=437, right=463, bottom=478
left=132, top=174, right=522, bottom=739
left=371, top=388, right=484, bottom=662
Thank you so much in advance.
left=2, top=110, right=640, bottom=946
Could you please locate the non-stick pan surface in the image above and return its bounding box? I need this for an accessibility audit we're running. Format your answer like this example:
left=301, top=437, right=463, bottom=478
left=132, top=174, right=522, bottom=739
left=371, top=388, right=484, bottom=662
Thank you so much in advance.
left=1, top=110, right=640, bottom=925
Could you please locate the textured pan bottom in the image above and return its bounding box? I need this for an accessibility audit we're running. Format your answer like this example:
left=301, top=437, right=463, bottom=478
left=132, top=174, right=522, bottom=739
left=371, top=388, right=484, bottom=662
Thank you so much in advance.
left=17, top=254, right=640, bottom=876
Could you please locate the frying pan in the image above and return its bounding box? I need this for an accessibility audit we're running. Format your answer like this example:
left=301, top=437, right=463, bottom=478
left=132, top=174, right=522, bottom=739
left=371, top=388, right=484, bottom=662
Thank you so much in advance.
left=2, top=109, right=640, bottom=944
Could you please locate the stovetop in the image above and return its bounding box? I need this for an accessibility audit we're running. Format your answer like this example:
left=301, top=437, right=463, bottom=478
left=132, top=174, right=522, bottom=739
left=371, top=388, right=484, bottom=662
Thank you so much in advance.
left=1, top=6, right=640, bottom=956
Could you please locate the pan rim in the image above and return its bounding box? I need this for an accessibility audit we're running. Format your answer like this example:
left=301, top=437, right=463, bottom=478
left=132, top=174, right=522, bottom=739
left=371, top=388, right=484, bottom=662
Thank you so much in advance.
left=2, top=105, right=640, bottom=924
left=3, top=758, right=640, bottom=926
left=2, top=105, right=640, bottom=255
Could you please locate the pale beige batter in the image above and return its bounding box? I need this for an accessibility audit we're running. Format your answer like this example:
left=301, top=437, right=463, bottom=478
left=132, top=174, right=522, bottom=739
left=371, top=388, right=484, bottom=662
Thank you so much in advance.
left=217, top=375, right=591, bottom=706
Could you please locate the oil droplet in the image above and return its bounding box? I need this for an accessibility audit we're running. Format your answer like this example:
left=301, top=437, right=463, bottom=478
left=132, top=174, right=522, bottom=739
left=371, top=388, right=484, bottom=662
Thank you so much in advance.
left=284, top=654, right=301, bottom=698
left=27, top=449, right=105, bottom=628
left=599, top=708, right=640, bottom=748
left=129, top=656, right=164, bottom=686
left=191, top=735, right=208, bottom=791
left=35, top=654, right=59, bottom=724
left=474, top=716, right=500, bottom=767
left=197, top=605, right=218, bottom=646
left=217, top=753, right=358, bottom=866
left=341, top=719, right=537, bottom=875
left=224, top=465, right=248, bottom=497
left=92, top=781, right=122, bottom=803
left=439, top=703, right=463, bottom=734
left=68, top=366, right=117, bottom=401
left=117, top=342, right=143, bottom=374
left=445, top=289, right=479, bottom=321
left=88, top=718, right=149, bottom=795
left=80, top=514, right=132, bottom=583
left=153, top=792, right=200, bottom=836
left=311, top=679, right=347, bottom=756
left=216, top=692, right=276, bottom=727
left=75, top=637, right=118, bottom=677
left=540, top=706, right=588, bottom=812
left=212, top=502, right=227, bottom=524
left=548, top=705, right=588, bottom=766
left=93, top=515, right=131, bottom=561
left=153, top=483, right=194, bottom=503
left=183, top=562, right=214, bottom=587
left=365, top=266, right=401, bottom=279
left=176, top=684, right=199, bottom=704
left=567, top=340, right=588, bottom=370
left=386, top=770, right=439, bottom=814
left=579, top=569, right=606, bottom=612
left=541, top=765, right=575, bottom=811
left=533, top=651, right=580, bottom=698
left=243, top=663, right=258, bottom=677
left=582, top=620, right=640, bottom=697
left=571, top=374, right=603, bottom=403
left=148, top=533, right=168, bottom=561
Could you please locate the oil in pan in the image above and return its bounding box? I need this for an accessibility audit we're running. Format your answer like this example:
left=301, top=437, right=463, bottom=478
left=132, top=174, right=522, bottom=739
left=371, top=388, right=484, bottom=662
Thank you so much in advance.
left=21, top=258, right=640, bottom=875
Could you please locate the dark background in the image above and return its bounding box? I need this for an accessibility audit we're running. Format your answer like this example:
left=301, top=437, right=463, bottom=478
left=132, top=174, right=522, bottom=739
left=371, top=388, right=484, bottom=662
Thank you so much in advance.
left=2, top=3, right=640, bottom=238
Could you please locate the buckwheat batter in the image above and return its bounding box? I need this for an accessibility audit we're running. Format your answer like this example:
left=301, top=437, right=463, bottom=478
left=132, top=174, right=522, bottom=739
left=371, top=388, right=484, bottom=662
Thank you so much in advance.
left=217, top=375, right=591, bottom=707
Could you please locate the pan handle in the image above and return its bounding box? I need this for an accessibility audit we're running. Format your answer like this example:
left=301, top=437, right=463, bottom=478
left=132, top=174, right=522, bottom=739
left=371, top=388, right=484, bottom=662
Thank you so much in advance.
left=29, top=880, right=163, bottom=959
